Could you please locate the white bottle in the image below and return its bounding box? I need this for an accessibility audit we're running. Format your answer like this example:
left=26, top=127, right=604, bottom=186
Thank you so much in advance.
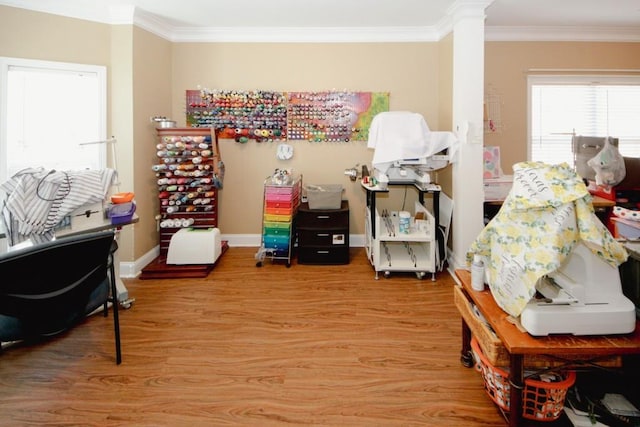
left=471, top=254, right=485, bottom=291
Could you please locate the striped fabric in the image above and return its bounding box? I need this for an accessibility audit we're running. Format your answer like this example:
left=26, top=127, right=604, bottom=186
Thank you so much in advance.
left=1, top=168, right=116, bottom=245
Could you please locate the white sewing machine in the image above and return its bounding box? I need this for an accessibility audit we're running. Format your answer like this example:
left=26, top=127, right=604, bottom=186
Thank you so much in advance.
left=373, top=155, right=450, bottom=186
left=520, top=242, right=636, bottom=336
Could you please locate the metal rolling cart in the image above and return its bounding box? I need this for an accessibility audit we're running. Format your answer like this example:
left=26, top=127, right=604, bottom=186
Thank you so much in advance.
left=255, top=172, right=302, bottom=267
left=362, top=180, right=439, bottom=280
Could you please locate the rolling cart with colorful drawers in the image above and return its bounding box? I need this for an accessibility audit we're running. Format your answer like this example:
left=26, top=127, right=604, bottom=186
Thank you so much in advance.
left=255, top=173, right=302, bottom=267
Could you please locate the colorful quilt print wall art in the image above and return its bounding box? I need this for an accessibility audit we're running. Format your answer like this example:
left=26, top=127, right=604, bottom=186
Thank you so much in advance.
left=483, top=146, right=502, bottom=179
left=186, top=89, right=389, bottom=143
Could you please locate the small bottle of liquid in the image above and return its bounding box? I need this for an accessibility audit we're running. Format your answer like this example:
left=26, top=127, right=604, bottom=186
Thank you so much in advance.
left=471, top=254, right=485, bottom=291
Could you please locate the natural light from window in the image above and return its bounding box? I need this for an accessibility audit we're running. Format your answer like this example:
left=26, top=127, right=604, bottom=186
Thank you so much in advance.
left=0, top=58, right=106, bottom=183
left=529, top=75, right=640, bottom=166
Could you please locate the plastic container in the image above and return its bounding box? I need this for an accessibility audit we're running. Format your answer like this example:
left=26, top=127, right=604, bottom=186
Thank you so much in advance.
left=471, top=337, right=575, bottom=421
left=107, top=202, right=136, bottom=225
left=111, top=192, right=135, bottom=204
left=376, top=173, right=389, bottom=190
left=399, top=211, right=411, bottom=234
left=306, top=184, right=343, bottom=209
left=471, top=254, right=485, bottom=291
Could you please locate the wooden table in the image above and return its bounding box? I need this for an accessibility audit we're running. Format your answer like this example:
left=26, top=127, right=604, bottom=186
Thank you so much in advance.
left=454, top=269, right=640, bottom=427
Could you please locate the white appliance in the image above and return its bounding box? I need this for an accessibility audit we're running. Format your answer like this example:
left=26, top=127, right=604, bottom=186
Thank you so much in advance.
left=366, top=111, right=458, bottom=187
left=520, top=242, right=636, bottom=336
left=383, top=164, right=434, bottom=185
left=167, top=227, right=222, bottom=265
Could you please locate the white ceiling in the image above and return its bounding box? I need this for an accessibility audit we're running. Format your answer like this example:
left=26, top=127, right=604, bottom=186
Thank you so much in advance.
left=1, top=0, right=640, bottom=42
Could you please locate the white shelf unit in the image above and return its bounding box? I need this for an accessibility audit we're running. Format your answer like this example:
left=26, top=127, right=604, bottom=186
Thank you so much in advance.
left=365, top=200, right=436, bottom=280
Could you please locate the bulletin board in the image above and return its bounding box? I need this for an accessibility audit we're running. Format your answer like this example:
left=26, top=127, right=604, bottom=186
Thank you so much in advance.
left=186, top=89, right=389, bottom=143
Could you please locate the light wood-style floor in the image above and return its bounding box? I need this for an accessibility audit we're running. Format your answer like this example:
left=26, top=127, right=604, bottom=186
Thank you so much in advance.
left=0, top=247, right=508, bottom=426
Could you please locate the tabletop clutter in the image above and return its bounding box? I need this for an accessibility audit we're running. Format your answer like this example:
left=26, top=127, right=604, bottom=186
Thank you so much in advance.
left=464, top=161, right=640, bottom=425
left=107, top=192, right=136, bottom=225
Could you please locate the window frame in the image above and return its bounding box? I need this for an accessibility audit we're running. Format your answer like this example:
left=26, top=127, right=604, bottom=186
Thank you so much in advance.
left=0, top=57, right=108, bottom=183
left=527, top=73, right=640, bottom=164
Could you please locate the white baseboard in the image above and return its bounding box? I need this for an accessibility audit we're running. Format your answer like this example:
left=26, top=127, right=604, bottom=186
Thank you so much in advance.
left=118, top=233, right=446, bottom=278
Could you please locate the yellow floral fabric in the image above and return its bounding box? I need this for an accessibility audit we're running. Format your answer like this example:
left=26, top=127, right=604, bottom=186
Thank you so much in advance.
left=467, top=161, right=628, bottom=317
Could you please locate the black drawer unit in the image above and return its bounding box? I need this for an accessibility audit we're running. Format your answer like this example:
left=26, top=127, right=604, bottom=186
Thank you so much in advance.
left=297, top=200, right=349, bottom=265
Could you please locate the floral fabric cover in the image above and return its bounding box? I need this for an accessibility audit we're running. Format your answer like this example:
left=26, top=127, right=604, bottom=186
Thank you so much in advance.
left=467, top=161, right=628, bottom=317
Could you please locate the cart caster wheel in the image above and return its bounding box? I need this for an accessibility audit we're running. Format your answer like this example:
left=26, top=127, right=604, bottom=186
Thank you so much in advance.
left=119, top=298, right=135, bottom=309
left=383, top=271, right=391, bottom=278
left=286, top=263, right=291, bottom=268
left=256, top=261, right=263, bottom=267
left=461, top=350, right=474, bottom=368
left=416, top=272, right=426, bottom=280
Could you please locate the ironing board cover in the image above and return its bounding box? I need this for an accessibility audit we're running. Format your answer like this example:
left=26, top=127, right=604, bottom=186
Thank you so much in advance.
left=467, top=161, right=627, bottom=318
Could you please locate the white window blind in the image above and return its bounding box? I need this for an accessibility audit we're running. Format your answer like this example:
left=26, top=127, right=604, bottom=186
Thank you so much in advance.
left=0, top=57, right=107, bottom=183
left=528, top=75, right=640, bottom=166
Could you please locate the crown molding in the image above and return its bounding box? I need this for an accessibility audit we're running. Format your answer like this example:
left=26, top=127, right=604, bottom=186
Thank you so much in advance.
left=166, top=26, right=442, bottom=43
left=447, top=0, right=493, bottom=25
left=485, top=26, right=640, bottom=42
left=2, top=1, right=638, bottom=43
left=131, top=7, right=175, bottom=40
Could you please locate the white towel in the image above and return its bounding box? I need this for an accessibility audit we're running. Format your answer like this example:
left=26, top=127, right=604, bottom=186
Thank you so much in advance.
left=1, top=168, right=116, bottom=245
left=367, top=111, right=457, bottom=173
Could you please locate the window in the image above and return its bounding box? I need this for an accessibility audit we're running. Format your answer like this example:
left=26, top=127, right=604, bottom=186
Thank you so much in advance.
left=0, top=57, right=107, bottom=183
left=528, top=75, right=640, bottom=166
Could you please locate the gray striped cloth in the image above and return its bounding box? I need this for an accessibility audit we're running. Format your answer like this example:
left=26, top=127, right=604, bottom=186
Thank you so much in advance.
left=1, top=168, right=117, bottom=245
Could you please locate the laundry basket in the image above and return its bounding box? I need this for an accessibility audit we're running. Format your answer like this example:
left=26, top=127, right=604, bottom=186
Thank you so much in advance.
left=470, top=337, right=576, bottom=421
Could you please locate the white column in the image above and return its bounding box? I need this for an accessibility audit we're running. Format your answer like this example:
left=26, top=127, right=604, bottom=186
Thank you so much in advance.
left=449, top=0, right=493, bottom=270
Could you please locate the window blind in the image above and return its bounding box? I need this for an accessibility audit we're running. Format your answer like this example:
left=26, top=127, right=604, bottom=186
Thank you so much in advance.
left=529, top=76, right=640, bottom=167
left=0, top=57, right=106, bottom=182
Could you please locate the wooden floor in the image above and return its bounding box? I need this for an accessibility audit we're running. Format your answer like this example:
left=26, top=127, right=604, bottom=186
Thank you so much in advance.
left=0, top=247, right=510, bottom=426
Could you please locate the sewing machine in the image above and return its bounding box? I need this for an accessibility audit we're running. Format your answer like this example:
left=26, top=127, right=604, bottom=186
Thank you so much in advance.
left=373, top=154, right=450, bottom=186
left=378, top=165, right=431, bottom=185
left=520, top=242, right=636, bottom=336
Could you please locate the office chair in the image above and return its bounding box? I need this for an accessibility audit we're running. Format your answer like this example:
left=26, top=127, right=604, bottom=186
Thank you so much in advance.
left=0, top=230, right=122, bottom=364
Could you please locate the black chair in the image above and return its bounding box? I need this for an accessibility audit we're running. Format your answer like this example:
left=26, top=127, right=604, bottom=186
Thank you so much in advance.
left=0, top=230, right=122, bottom=364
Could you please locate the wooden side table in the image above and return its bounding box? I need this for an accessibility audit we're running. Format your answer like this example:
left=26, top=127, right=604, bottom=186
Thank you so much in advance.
left=454, top=269, right=640, bottom=426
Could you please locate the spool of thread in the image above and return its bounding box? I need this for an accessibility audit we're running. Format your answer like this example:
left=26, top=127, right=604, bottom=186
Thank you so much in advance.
left=399, top=211, right=411, bottom=234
